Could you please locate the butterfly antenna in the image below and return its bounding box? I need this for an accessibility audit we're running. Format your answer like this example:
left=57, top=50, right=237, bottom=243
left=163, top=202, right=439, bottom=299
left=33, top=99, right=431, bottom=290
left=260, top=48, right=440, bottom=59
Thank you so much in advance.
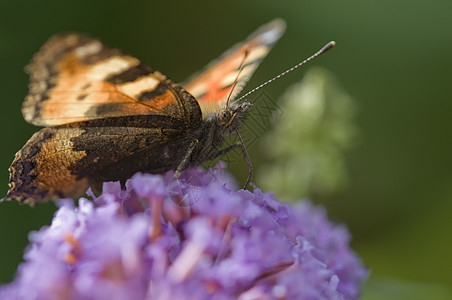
left=226, top=48, right=250, bottom=107
left=236, top=41, right=336, bottom=102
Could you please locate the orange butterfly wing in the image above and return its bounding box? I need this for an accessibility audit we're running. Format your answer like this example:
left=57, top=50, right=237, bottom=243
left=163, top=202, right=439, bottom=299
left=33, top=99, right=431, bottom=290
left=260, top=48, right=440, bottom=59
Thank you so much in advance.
left=23, top=34, right=201, bottom=128
left=182, top=19, right=286, bottom=117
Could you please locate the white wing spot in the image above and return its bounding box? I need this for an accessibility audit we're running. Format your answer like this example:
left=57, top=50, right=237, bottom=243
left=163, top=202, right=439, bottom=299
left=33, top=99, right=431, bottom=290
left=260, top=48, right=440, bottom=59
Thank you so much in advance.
left=118, top=76, right=160, bottom=96
left=88, top=56, right=140, bottom=80
left=75, top=41, right=103, bottom=58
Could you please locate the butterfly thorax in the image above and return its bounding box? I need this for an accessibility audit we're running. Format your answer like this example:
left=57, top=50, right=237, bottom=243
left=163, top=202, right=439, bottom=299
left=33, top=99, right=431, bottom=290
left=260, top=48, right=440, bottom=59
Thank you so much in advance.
left=213, top=102, right=252, bottom=133
left=188, top=101, right=252, bottom=164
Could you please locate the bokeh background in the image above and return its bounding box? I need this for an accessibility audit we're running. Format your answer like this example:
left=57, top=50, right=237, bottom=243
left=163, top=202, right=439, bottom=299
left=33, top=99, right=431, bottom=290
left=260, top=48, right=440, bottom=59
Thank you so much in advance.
left=0, top=1, right=451, bottom=299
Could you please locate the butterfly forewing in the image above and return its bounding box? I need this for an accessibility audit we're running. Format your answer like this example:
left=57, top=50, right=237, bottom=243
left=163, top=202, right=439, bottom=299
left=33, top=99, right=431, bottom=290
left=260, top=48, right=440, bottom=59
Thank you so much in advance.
left=182, top=19, right=285, bottom=117
left=23, top=34, right=201, bottom=128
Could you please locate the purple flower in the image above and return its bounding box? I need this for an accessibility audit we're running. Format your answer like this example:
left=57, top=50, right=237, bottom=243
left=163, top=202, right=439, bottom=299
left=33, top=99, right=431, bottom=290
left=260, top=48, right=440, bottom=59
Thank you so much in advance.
left=0, top=166, right=366, bottom=300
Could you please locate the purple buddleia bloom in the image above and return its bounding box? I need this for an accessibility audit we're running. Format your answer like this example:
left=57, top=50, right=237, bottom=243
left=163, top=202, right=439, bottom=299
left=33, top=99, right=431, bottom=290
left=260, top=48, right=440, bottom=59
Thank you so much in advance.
left=0, top=166, right=366, bottom=300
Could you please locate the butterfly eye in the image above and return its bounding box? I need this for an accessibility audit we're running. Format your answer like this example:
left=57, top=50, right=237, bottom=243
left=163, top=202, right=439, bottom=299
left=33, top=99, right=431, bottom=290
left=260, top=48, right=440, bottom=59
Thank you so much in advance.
left=218, top=109, right=232, bottom=126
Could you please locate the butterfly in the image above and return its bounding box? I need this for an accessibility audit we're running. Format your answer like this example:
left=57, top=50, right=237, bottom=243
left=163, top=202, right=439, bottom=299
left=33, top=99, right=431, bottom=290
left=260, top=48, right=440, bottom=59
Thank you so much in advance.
left=4, top=19, right=286, bottom=205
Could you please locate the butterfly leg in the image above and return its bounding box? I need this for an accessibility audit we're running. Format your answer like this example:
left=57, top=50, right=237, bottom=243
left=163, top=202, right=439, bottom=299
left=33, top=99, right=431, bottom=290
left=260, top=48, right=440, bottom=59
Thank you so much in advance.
left=210, top=132, right=255, bottom=189
left=174, top=139, right=199, bottom=179
left=213, top=143, right=241, bottom=158
left=234, top=130, right=255, bottom=189
left=214, top=142, right=253, bottom=188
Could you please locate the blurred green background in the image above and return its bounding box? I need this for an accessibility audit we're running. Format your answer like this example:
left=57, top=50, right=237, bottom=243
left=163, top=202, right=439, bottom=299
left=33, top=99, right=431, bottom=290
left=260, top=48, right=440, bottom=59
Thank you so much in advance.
left=1, top=0, right=451, bottom=298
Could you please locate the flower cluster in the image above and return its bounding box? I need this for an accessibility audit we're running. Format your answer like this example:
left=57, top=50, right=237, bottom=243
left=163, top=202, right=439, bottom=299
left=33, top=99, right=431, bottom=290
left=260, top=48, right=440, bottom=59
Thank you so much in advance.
left=0, top=167, right=366, bottom=300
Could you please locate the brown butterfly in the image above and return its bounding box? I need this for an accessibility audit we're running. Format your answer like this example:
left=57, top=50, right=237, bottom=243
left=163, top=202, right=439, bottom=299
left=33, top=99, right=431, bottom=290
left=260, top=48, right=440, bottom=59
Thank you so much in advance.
left=4, top=19, right=286, bottom=205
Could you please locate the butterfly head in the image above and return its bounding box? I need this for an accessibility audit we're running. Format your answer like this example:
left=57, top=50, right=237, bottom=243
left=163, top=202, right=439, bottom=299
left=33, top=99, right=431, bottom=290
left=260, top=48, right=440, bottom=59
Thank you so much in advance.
left=216, top=101, right=252, bottom=133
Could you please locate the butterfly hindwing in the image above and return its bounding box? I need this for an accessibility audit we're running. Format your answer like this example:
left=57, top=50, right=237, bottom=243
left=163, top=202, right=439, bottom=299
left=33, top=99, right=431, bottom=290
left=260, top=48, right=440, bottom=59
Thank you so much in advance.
left=23, top=33, right=201, bottom=128
left=7, top=115, right=190, bottom=204
left=182, top=19, right=286, bottom=117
